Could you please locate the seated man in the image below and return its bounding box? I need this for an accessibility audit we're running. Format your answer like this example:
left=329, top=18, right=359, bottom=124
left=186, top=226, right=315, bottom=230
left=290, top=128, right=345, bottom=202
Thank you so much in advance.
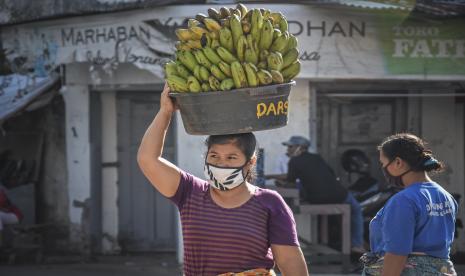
left=0, top=183, right=23, bottom=247
left=269, top=136, right=366, bottom=254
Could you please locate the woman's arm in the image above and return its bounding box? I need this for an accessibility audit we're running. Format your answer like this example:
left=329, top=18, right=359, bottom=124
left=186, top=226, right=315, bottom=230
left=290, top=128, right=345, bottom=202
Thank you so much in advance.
left=137, top=83, right=181, bottom=197
left=381, top=253, right=407, bottom=276
left=271, top=245, right=308, bottom=276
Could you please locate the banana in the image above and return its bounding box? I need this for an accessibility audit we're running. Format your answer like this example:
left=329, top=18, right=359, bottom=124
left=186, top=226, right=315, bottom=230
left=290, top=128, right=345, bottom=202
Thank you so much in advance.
left=164, top=61, right=178, bottom=78
left=195, top=13, right=208, bottom=24
left=211, top=64, right=227, bottom=80
left=220, top=7, right=231, bottom=18
left=269, top=12, right=283, bottom=25
left=230, top=8, right=241, bottom=18
left=236, top=3, right=248, bottom=19
left=189, top=26, right=208, bottom=40
left=204, top=18, right=222, bottom=32
left=186, top=39, right=202, bottom=49
left=244, top=9, right=253, bottom=22
left=208, top=31, right=219, bottom=40
left=283, top=34, right=298, bottom=53
left=219, top=27, right=234, bottom=53
left=270, top=31, right=289, bottom=53
left=259, top=49, right=269, bottom=62
left=207, top=8, right=221, bottom=22
left=175, top=29, right=194, bottom=41
left=188, top=19, right=200, bottom=28
left=220, top=18, right=230, bottom=28
left=236, top=35, right=248, bottom=62
left=250, top=9, right=263, bottom=43
left=200, top=33, right=211, bottom=48
left=257, top=61, right=267, bottom=69
left=279, top=17, right=289, bottom=33
left=258, top=19, right=273, bottom=51
left=167, top=75, right=189, bottom=92
left=218, top=61, right=232, bottom=77
left=244, top=62, right=259, bottom=87
left=230, top=14, right=243, bottom=49
left=193, top=50, right=212, bottom=68
left=220, top=78, right=235, bottom=91
left=203, top=47, right=222, bottom=64
left=209, top=76, right=221, bottom=91
left=242, top=20, right=251, bottom=34
left=262, top=9, right=271, bottom=18
left=217, top=47, right=238, bottom=63
left=244, top=48, right=258, bottom=65
left=187, top=76, right=202, bottom=93
left=257, top=69, right=273, bottom=85
left=267, top=51, right=283, bottom=71
left=211, top=39, right=220, bottom=49
left=246, top=34, right=259, bottom=56
left=177, top=50, right=198, bottom=71
left=273, top=28, right=282, bottom=41
left=175, top=41, right=191, bottom=51
left=230, top=61, right=248, bottom=89
left=175, top=62, right=191, bottom=79
left=199, top=66, right=210, bottom=82
left=270, top=70, right=284, bottom=84
left=281, top=60, right=301, bottom=81
left=201, top=82, right=211, bottom=92
left=282, top=48, right=299, bottom=69
left=193, top=65, right=201, bottom=80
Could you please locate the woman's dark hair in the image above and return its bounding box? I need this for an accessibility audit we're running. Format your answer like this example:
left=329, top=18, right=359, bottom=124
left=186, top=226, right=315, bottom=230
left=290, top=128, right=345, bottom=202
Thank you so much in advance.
left=205, top=132, right=257, bottom=160
left=378, top=133, right=444, bottom=173
left=205, top=133, right=257, bottom=181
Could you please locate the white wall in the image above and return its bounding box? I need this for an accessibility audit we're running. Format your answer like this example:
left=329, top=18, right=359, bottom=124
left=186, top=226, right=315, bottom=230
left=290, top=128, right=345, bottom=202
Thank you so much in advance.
left=61, top=84, right=91, bottom=245
left=421, top=93, right=465, bottom=250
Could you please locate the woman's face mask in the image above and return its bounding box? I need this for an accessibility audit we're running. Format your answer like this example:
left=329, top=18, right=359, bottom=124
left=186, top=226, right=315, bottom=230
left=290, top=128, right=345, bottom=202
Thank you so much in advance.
left=381, top=159, right=411, bottom=188
left=204, top=162, right=249, bottom=191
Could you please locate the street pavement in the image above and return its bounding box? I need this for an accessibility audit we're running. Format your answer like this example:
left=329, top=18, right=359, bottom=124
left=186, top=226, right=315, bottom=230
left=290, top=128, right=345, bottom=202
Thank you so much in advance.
left=0, top=254, right=464, bottom=275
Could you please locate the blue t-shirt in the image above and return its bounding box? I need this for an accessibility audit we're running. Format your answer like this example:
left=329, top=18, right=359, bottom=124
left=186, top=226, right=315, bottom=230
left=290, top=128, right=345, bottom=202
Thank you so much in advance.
left=369, top=182, right=457, bottom=259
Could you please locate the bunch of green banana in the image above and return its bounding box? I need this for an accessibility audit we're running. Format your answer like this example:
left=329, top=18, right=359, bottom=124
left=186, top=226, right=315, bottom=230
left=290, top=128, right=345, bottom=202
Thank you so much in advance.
left=166, top=3, right=301, bottom=93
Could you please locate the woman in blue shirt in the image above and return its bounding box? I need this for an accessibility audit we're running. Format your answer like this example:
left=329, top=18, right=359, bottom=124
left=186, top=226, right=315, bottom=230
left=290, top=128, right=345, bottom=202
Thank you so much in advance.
left=361, top=133, right=458, bottom=275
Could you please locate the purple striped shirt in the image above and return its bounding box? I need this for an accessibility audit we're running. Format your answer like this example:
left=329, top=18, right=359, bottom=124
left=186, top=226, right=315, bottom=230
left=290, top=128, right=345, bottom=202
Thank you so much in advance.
left=169, top=171, right=299, bottom=276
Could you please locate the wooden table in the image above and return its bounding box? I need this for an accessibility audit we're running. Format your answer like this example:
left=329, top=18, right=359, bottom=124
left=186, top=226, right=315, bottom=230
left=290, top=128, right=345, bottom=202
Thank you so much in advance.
left=271, top=186, right=351, bottom=273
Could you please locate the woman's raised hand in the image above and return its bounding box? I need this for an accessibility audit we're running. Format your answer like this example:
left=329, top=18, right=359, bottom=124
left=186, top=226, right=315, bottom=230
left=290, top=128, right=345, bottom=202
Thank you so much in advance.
left=160, top=82, right=177, bottom=114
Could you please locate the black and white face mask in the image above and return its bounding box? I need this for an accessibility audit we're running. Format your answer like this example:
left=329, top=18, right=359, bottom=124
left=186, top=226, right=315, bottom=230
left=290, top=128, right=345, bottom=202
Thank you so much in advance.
left=203, top=162, right=248, bottom=191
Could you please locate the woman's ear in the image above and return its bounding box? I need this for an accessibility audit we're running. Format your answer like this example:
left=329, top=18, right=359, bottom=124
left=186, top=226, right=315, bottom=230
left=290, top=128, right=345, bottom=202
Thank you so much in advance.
left=249, top=155, right=257, bottom=166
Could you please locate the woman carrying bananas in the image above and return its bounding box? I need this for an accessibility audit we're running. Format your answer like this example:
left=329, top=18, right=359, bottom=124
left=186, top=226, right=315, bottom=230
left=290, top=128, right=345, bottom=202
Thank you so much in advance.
left=137, top=83, right=308, bottom=276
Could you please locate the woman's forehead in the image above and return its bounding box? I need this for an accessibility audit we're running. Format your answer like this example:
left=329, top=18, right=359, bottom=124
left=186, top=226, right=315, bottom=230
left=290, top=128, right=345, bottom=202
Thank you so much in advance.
left=209, top=143, right=243, bottom=154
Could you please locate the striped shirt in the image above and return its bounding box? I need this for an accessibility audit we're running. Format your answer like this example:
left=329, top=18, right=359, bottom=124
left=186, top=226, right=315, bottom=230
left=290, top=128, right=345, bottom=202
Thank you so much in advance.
left=169, top=171, right=299, bottom=276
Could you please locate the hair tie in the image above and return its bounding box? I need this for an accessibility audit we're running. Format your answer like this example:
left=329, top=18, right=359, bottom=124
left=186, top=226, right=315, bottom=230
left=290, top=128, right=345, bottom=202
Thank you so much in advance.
left=423, top=156, right=439, bottom=166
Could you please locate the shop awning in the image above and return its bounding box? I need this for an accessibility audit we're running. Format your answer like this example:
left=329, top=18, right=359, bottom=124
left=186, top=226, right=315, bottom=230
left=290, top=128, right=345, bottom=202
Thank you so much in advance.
left=0, top=73, right=60, bottom=124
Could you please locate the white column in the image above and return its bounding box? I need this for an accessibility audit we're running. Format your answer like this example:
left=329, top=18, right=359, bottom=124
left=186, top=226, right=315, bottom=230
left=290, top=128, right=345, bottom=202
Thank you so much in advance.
left=100, top=91, right=121, bottom=253
left=60, top=84, right=91, bottom=244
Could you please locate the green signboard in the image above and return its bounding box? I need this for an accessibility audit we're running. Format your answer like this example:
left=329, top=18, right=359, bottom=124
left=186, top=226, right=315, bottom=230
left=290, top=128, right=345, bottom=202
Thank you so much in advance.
left=379, top=15, right=465, bottom=75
